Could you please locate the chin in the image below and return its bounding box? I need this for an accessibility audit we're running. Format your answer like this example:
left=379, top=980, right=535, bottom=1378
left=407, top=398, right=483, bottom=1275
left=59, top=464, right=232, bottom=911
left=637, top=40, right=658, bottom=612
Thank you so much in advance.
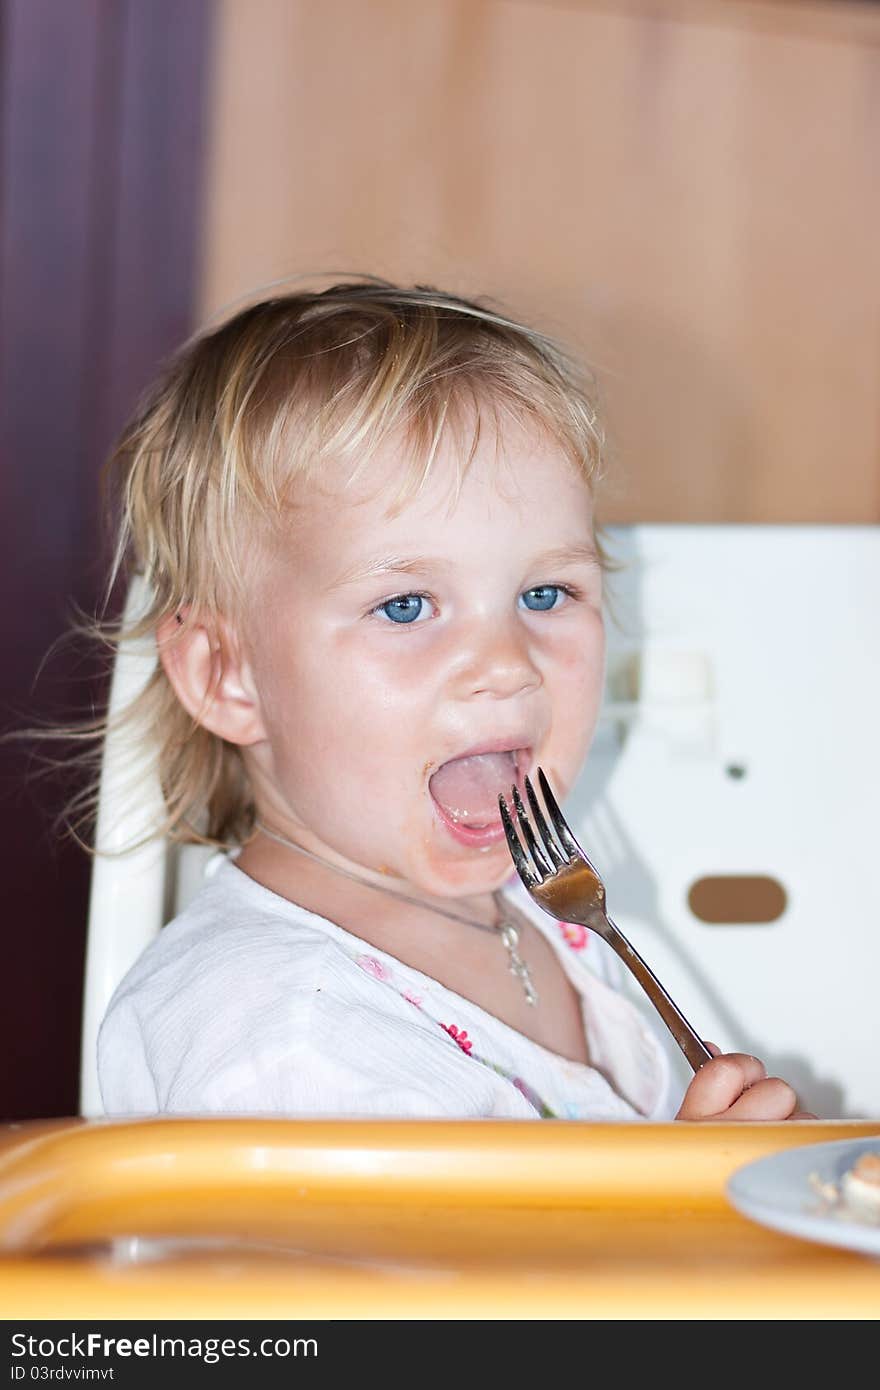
left=417, top=843, right=516, bottom=899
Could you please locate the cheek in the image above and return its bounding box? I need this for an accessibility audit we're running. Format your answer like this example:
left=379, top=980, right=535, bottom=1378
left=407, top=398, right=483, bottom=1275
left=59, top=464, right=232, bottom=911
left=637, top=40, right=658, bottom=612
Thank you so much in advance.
left=261, top=632, right=431, bottom=773
left=546, top=617, right=606, bottom=750
left=550, top=613, right=605, bottom=690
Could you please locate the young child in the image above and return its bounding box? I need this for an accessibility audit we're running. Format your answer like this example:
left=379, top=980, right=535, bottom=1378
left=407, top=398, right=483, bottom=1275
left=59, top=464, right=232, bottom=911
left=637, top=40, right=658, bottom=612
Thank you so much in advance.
left=75, top=278, right=810, bottom=1121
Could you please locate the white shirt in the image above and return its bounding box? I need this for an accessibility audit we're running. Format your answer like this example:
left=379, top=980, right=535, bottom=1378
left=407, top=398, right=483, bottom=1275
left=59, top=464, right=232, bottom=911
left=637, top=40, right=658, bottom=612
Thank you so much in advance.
left=98, top=857, right=673, bottom=1120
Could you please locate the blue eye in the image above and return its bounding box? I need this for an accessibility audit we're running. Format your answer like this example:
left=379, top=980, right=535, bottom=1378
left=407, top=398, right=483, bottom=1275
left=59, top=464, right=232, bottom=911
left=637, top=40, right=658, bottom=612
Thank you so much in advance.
left=377, top=593, right=429, bottom=624
left=520, top=585, right=565, bottom=612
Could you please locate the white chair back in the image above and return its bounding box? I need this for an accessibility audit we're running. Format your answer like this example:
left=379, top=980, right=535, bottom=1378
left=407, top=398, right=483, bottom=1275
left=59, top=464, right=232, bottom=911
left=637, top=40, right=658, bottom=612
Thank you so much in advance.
left=81, top=528, right=880, bottom=1118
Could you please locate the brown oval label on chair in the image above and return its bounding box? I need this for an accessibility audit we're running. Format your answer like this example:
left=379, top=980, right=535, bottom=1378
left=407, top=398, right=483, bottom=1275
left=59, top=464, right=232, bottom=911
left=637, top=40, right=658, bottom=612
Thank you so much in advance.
left=687, top=875, right=787, bottom=924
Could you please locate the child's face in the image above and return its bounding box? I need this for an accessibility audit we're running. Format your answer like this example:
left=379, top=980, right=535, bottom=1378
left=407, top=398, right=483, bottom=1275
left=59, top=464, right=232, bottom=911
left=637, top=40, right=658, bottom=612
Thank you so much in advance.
left=241, top=417, right=605, bottom=898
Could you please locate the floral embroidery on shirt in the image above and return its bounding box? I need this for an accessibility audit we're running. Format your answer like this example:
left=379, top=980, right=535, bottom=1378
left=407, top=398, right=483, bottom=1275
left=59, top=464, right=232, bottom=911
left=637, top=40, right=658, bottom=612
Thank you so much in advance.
left=348, top=927, right=569, bottom=1120
left=559, top=921, right=589, bottom=951
left=355, top=953, right=392, bottom=981
left=441, top=1023, right=473, bottom=1055
left=513, top=1076, right=557, bottom=1119
left=477, top=1055, right=558, bottom=1118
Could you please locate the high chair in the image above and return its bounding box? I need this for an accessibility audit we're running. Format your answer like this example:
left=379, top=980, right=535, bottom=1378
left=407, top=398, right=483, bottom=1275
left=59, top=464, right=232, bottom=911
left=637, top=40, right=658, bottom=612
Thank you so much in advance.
left=79, top=573, right=217, bottom=1117
left=80, top=526, right=880, bottom=1119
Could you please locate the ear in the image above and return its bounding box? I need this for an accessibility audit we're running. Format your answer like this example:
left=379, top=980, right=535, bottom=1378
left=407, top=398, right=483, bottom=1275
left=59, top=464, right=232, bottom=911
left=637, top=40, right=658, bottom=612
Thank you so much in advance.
left=155, top=611, right=266, bottom=746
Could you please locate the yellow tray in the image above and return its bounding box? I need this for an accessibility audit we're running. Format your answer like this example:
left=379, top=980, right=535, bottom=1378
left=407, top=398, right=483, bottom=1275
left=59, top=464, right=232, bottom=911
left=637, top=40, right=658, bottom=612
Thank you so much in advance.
left=1, top=1118, right=877, bottom=1318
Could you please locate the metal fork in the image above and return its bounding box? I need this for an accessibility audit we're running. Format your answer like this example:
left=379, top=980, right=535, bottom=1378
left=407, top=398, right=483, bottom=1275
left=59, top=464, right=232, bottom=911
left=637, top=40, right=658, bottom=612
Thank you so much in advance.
left=499, top=767, right=712, bottom=1072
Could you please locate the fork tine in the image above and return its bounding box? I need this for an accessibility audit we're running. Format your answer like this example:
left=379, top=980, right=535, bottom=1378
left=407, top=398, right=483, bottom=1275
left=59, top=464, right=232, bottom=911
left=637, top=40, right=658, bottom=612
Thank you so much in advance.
left=523, top=774, right=567, bottom=869
left=536, top=766, right=589, bottom=864
left=498, top=793, right=539, bottom=888
left=511, top=785, right=554, bottom=876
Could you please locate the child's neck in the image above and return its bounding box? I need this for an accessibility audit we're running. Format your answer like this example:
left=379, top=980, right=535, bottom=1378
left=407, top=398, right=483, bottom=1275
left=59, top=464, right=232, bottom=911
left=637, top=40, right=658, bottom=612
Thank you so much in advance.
left=234, top=833, right=501, bottom=948
left=233, top=830, right=598, bottom=1068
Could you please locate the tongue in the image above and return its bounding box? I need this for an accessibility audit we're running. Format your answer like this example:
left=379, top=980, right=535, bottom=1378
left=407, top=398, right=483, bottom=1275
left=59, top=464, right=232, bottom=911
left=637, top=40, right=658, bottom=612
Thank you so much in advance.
left=429, top=751, right=518, bottom=825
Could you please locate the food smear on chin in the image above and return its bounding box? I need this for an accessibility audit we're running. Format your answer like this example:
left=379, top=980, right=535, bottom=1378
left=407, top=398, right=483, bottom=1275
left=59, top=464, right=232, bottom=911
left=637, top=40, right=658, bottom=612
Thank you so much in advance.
left=429, top=751, right=518, bottom=826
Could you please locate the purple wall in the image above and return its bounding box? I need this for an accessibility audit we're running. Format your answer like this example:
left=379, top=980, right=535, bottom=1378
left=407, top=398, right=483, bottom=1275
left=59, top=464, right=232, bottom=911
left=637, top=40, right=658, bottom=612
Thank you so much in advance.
left=0, top=0, right=212, bottom=1118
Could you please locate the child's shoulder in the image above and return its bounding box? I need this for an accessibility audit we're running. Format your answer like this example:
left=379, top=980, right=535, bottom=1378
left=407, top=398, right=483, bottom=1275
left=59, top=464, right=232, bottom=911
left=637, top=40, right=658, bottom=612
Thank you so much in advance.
left=96, top=856, right=492, bottom=1116
left=113, top=855, right=355, bottom=998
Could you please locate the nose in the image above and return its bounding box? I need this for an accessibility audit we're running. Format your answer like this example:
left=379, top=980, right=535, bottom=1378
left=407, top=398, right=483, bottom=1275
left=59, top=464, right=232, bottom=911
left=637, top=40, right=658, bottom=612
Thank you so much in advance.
left=455, top=615, right=541, bottom=700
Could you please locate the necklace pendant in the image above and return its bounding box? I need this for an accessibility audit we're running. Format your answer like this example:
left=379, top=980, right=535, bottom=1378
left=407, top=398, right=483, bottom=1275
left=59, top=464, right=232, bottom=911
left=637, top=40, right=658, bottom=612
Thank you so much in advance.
left=499, top=919, right=539, bottom=1007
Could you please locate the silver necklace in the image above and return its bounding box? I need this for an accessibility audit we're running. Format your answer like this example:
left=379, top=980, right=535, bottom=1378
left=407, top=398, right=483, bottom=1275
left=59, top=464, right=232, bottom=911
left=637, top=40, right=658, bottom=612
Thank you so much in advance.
left=254, top=819, right=539, bottom=1006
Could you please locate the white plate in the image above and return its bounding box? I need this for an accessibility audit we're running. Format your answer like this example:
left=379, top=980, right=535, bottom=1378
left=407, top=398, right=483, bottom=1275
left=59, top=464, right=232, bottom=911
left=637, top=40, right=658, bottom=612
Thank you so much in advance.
left=726, top=1137, right=880, bottom=1257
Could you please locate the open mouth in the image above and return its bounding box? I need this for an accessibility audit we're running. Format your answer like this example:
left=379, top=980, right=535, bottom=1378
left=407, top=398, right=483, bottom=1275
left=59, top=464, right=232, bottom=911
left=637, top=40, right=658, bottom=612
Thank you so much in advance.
left=428, top=746, right=530, bottom=845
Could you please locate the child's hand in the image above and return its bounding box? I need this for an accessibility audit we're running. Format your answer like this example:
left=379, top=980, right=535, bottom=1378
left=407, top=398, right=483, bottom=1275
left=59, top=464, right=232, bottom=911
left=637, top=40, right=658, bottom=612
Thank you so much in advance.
left=675, top=1043, right=817, bottom=1121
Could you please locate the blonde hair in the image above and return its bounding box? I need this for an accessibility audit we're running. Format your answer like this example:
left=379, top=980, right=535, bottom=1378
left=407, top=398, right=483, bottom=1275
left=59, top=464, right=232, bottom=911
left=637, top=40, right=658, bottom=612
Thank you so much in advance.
left=28, top=276, right=611, bottom=853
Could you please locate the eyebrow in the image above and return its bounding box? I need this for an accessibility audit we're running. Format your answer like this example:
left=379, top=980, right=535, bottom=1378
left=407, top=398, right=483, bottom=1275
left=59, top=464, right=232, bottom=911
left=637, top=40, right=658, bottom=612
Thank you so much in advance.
left=332, top=542, right=602, bottom=588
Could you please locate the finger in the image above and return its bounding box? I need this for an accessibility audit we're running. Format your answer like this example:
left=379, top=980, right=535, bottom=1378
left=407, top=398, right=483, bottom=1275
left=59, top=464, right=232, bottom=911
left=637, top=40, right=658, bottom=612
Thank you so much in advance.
left=718, top=1076, right=799, bottom=1121
left=791, top=1111, right=819, bottom=1121
left=702, top=1051, right=767, bottom=1087
left=676, top=1052, right=767, bottom=1120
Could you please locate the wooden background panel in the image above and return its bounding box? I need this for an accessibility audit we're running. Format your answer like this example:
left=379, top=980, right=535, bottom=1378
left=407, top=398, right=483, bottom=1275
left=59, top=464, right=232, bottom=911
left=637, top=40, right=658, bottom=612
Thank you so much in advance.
left=199, top=0, right=880, bottom=522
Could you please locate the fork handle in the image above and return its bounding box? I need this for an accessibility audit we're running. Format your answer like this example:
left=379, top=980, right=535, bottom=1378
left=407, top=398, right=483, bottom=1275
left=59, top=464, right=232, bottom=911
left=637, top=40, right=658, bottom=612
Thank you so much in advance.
left=597, top=913, right=713, bottom=1072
